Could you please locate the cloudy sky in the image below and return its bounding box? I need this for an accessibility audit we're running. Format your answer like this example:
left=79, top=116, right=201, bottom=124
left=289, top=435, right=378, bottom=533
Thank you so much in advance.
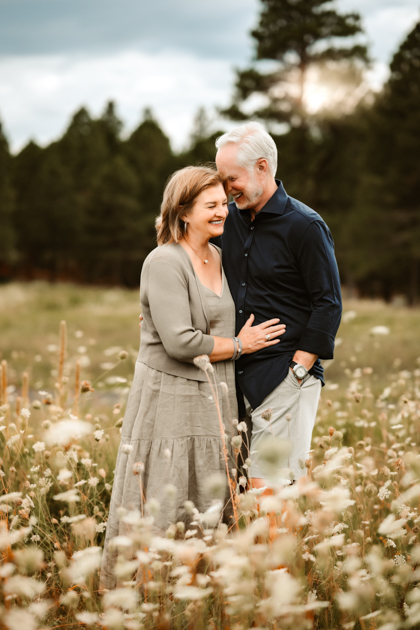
left=0, top=0, right=419, bottom=153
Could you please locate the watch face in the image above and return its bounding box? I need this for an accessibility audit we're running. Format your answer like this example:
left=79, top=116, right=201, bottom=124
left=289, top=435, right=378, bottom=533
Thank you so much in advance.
left=296, top=366, right=307, bottom=379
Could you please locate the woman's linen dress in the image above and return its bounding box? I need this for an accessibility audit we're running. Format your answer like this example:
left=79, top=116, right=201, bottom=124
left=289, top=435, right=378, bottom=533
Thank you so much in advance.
left=101, top=244, right=237, bottom=589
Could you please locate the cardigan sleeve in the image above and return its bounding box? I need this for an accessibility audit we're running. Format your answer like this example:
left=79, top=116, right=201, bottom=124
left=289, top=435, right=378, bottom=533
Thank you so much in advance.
left=146, top=259, right=215, bottom=363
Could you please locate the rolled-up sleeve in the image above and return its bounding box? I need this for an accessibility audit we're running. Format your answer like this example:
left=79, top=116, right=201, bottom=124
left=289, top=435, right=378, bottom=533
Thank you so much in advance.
left=297, top=221, right=342, bottom=359
left=147, top=260, right=215, bottom=363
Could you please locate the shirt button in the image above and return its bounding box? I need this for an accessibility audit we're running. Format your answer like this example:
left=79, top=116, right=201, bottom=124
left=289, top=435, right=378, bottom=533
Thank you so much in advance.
left=250, top=226, right=254, bottom=230
left=244, top=253, right=248, bottom=257
left=239, top=309, right=243, bottom=314
left=238, top=370, right=243, bottom=375
left=241, top=282, right=246, bottom=286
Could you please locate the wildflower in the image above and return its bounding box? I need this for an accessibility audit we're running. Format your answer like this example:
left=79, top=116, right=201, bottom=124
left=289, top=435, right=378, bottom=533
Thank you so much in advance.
left=81, top=457, right=92, bottom=468
left=94, top=429, right=104, bottom=440
left=370, top=325, right=390, bottom=336
left=57, top=468, right=72, bottom=482
left=378, top=486, right=391, bottom=500
left=30, top=535, right=41, bottom=543
left=20, top=408, right=31, bottom=420
left=70, top=546, right=102, bottom=583
left=3, top=575, right=45, bottom=599
left=60, top=590, right=79, bottom=608
left=96, top=522, right=107, bottom=533
left=88, top=477, right=99, bottom=487
left=0, top=492, right=23, bottom=504
left=80, top=380, right=94, bottom=393
left=4, top=609, right=38, bottom=630
left=103, top=587, right=139, bottom=611
left=75, top=612, right=99, bottom=625
left=44, top=419, right=93, bottom=446
left=237, top=421, right=248, bottom=432
left=118, top=350, right=128, bottom=360
left=6, top=434, right=21, bottom=447
left=393, top=554, right=406, bottom=566
left=175, top=585, right=213, bottom=601
left=193, top=354, right=214, bottom=373
left=261, top=408, right=273, bottom=422
left=231, top=435, right=242, bottom=448
left=53, top=489, right=80, bottom=503
left=133, top=461, right=144, bottom=475
left=121, top=443, right=133, bottom=454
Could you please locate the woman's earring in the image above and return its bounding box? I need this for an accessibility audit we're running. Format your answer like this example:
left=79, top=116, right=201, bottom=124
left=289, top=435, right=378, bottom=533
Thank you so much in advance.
left=184, top=221, right=188, bottom=233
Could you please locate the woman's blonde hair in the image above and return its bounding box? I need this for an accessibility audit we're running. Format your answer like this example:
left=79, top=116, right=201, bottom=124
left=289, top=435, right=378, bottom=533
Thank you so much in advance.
left=156, top=166, right=226, bottom=246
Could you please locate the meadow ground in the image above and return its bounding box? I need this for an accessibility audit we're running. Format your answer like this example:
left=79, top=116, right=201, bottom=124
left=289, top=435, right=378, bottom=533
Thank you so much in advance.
left=0, top=282, right=420, bottom=629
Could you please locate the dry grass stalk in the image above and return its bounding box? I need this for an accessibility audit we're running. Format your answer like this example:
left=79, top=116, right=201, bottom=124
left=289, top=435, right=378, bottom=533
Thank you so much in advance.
left=21, top=371, right=29, bottom=406
left=1, top=359, right=7, bottom=405
left=57, top=320, right=67, bottom=407
left=73, top=359, right=80, bottom=416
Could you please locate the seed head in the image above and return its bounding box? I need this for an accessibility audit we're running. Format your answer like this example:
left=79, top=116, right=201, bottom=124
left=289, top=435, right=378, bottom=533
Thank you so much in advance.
left=119, top=350, right=128, bottom=360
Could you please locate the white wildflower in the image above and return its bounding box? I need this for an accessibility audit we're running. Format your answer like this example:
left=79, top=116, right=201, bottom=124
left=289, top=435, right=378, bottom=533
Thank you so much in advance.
left=95, top=522, right=107, bottom=533
left=393, top=554, right=406, bottom=566
left=4, top=575, right=45, bottom=598
left=121, top=443, right=133, bottom=454
left=94, top=429, right=104, bottom=441
left=174, top=585, right=213, bottom=600
left=4, top=609, right=38, bottom=630
left=69, top=546, right=102, bottom=583
left=44, top=419, right=93, bottom=446
left=6, top=434, right=21, bottom=447
left=53, top=489, right=80, bottom=503
left=75, top=612, right=99, bottom=625
left=74, top=480, right=87, bottom=487
left=0, top=492, right=23, bottom=504
left=378, top=486, right=391, bottom=500
left=370, top=326, right=390, bottom=336
left=20, top=408, right=31, bottom=420
left=32, top=442, right=45, bottom=453
left=88, top=477, right=99, bottom=487
left=103, top=588, right=139, bottom=611
left=378, top=514, right=407, bottom=535
left=57, top=468, right=73, bottom=482
left=81, top=458, right=92, bottom=468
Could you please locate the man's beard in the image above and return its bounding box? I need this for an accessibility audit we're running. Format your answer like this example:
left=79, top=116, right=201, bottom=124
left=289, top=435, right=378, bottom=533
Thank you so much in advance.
left=234, top=176, right=264, bottom=210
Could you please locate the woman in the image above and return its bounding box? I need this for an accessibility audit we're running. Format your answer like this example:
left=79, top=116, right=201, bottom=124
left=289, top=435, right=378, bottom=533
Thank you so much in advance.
left=101, top=166, right=285, bottom=588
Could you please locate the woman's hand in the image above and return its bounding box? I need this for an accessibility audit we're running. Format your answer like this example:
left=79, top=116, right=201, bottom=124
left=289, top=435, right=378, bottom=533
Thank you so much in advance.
left=238, top=314, right=286, bottom=354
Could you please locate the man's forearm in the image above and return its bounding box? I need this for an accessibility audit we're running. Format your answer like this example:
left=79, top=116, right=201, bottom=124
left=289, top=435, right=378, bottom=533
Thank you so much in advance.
left=292, top=350, right=318, bottom=371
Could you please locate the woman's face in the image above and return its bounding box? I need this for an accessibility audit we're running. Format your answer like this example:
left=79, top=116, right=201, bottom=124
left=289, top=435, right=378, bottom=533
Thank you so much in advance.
left=183, top=184, right=228, bottom=241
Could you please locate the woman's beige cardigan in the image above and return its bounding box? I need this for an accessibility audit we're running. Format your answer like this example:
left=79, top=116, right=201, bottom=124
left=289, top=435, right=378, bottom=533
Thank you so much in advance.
left=137, top=243, right=217, bottom=382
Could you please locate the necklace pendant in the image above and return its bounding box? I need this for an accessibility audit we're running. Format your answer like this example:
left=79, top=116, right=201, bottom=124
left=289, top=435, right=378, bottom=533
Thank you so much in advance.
left=204, top=260, right=208, bottom=264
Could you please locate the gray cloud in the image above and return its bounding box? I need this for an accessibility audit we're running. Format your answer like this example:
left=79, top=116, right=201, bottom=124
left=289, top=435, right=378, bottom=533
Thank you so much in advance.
left=0, top=0, right=259, bottom=61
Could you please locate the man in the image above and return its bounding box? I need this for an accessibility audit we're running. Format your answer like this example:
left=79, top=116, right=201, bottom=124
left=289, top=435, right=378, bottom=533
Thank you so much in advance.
left=214, top=122, right=342, bottom=487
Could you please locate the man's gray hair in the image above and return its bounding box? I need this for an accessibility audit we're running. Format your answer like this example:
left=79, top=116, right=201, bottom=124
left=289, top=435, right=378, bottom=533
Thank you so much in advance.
left=215, top=122, right=278, bottom=176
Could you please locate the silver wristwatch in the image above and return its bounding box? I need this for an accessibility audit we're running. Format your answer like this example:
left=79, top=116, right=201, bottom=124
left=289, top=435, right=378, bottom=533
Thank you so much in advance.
left=291, top=361, right=308, bottom=380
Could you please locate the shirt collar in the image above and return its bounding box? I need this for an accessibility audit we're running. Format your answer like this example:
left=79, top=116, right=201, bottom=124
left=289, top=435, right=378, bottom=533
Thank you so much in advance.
left=237, top=179, right=288, bottom=216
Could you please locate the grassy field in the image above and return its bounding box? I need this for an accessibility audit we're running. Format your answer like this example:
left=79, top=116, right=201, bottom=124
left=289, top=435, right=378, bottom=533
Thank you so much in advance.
left=1, top=282, right=420, bottom=629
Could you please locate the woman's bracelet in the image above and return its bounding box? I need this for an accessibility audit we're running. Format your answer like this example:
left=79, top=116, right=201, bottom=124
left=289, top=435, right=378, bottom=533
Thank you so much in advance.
left=231, top=337, right=238, bottom=360
left=234, top=337, right=243, bottom=360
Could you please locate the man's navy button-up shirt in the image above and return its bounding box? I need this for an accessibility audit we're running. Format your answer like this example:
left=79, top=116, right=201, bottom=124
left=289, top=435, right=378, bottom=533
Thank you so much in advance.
left=217, top=180, right=342, bottom=413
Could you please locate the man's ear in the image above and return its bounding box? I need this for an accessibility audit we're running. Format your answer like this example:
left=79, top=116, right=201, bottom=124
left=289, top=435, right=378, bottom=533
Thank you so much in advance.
left=257, top=158, right=269, bottom=174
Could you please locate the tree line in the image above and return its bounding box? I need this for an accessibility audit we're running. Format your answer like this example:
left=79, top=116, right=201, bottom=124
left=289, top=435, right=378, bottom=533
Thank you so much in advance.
left=0, top=0, right=419, bottom=303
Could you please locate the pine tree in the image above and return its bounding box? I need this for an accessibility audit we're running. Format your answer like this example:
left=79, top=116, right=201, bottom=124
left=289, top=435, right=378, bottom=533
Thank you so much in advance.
left=0, top=122, right=15, bottom=267
left=84, top=155, right=144, bottom=285
left=223, top=0, right=368, bottom=127
left=348, top=20, right=420, bottom=303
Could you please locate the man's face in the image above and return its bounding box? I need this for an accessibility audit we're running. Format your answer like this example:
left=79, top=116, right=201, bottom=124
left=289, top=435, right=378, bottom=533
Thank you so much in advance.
left=216, top=144, right=264, bottom=210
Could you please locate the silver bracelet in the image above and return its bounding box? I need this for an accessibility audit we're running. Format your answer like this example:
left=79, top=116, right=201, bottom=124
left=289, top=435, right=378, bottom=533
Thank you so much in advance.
left=233, top=337, right=242, bottom=361
left=230, top=337, right=237, bottom=360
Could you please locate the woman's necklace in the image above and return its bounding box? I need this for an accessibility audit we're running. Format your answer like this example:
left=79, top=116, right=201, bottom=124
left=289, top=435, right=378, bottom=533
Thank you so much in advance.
left=184, top=238, right=210, bottom=264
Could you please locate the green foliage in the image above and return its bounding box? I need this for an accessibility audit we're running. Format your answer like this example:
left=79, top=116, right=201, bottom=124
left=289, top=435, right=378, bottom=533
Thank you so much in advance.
left=0, top=121, right=16, bottom=265
left=347, top=20, right=420, bottom=303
